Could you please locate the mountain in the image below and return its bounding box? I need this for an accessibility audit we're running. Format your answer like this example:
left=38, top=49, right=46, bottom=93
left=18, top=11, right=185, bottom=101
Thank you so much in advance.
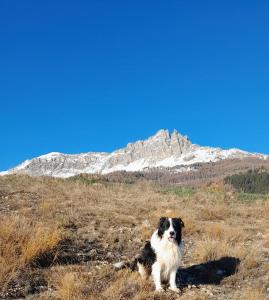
left=1, top=129, right=268, bottom=178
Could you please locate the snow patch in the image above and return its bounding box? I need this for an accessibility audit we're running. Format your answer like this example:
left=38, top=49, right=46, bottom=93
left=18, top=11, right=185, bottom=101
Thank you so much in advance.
left=0, top=171, right=8, bottom=176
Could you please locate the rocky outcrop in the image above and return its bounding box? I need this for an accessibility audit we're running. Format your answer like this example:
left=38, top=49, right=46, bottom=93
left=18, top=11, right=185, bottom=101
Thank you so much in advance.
left=1, top=129, right=268, bottom=177
left=102, top=129, right=192, bottom=171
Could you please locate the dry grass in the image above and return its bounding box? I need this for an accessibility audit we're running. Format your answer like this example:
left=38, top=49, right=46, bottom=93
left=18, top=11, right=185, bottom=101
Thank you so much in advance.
left=198, top=204, right=230, bottom=221
left=203, top=223, right=247, bottom=243
left=239, top=247, right=262, bottom=270
left=193, top=237, right=230, bottom=262
left=38, top=198, right=57, bottom=217
left=233, top=286, right=266, bottom=300
left=55, top=272, right=78, bottom=300
left=0, top=214, right=61, bottom=289
left=54, top=270, right=88, bottom=300
left=0, top=174, right=268, bottom=299
left=263, top=234, right=269, bottom=249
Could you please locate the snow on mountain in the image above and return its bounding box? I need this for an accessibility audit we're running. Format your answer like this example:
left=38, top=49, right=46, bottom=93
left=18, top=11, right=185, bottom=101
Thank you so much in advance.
left=1, top=129, right=268, bottom=177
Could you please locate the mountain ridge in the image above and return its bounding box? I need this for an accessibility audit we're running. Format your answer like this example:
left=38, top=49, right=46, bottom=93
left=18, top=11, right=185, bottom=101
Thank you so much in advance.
left=1, top=129, right=268, bottom=177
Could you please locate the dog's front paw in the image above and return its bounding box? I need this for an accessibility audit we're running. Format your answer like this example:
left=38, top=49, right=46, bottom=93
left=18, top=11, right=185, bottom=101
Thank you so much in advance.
left=155, top=287, right=164, bottom=293
left=169, top=286, right=180, bottom=293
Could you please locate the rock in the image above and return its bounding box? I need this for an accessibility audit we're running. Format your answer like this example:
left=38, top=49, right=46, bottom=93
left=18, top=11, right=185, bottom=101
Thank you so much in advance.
left=201, top=287, right=213, bottom=296
left=89, top=249, right=97, bottom=257
left=106, top=252, right=114, bottom=259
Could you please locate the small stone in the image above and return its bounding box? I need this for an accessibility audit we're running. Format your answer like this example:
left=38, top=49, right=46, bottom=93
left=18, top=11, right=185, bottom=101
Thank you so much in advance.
left=89, top=249, right=97, bottom=257
left=106, top=252, right=113, bottom=259
left=208, top=291, right=213, bottom=296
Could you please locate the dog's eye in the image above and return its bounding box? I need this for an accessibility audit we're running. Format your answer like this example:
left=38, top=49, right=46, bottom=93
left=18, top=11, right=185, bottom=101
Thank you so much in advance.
left=172, top=219, right=181, bottom=230
left=164, top=220, right=170, bottom=229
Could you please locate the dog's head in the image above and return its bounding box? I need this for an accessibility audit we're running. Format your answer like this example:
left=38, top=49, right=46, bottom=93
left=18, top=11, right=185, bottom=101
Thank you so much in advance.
left=157, top=217, right=184, bottom=244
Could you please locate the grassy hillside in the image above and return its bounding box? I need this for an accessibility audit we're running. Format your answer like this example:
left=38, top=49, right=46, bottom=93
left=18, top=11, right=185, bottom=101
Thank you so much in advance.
left=0, top=175, right=269, bottom=299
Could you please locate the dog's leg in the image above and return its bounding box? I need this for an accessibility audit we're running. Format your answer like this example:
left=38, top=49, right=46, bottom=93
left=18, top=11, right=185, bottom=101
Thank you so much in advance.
left=152, top=262, right=163, bottom=291
left=137, top=262, right=147, bottom=279
left=168, top=269, right=179, bottom=292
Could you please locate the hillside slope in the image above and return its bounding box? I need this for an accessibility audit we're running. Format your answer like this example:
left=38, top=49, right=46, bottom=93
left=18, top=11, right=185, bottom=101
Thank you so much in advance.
left=0, top=175, right=268, bottom=299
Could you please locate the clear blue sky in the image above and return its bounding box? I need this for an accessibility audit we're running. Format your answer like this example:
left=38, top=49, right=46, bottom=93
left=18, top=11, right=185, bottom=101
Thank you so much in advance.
left=1, top=1, right=269, bottom=171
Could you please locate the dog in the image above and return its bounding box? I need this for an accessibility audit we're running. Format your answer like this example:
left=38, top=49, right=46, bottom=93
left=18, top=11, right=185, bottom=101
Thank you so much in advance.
left=114, top=217, right=184, bottom=292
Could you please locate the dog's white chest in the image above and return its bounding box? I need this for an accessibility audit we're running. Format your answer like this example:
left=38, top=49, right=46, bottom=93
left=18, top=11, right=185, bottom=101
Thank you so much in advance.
left=151, top=231, right=182, bottom=280
left=158, top=244, right=181, bottom=277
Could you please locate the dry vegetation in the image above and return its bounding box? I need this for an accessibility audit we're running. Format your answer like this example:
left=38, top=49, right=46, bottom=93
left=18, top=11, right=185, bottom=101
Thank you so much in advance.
left=0, top=174, right=269, bottom=299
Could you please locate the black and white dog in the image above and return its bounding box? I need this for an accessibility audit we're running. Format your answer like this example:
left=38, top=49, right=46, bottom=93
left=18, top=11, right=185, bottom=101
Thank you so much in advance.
left=115, top=217, right=184, bottom=292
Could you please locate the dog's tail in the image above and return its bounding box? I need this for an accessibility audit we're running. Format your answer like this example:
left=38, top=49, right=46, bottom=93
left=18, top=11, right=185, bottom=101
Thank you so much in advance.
left=113, top=258, right=138, bottom=271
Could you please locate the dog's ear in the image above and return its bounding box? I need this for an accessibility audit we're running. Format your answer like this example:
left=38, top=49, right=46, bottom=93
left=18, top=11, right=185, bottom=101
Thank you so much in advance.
left=176, top=217, right=184, bottom=228
left=174, top=218, right=184, bottom=245
left=159, top=217, right=166, bottom=225
left=157, top=217, right=167, bottom=237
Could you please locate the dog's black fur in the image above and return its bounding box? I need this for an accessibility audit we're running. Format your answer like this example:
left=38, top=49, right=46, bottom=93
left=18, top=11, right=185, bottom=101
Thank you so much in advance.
left=137, top=241, right=156, bottom=270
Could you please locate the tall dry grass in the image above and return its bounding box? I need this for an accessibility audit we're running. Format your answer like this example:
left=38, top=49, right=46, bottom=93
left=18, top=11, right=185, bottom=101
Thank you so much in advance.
left=0, top=215, right=61, bottom=289
left=54, top=271, right=87, bottom=300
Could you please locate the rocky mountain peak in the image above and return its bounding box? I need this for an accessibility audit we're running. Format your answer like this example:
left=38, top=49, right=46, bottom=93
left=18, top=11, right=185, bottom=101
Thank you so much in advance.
left=150, top=128, right=189, bottom=142
left=153, top=129, right=170, bottom=138
left=1, top=129, right=268, bottom=177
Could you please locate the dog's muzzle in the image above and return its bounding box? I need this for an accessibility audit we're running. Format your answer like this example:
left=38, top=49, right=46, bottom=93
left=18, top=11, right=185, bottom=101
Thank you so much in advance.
left=168, top=231, right=176, bottom=242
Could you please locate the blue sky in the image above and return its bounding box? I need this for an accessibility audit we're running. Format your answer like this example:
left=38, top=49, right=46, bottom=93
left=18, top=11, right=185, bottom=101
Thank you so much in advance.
left=1, top=1, right=269, bottom=171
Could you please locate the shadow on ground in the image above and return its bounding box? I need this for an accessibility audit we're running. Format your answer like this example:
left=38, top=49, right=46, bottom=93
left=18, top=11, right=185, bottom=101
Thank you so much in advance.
left=177, top=256, right=240, bottom=286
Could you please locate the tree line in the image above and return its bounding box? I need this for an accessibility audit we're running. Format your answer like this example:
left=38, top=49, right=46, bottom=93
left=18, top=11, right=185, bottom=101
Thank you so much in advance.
left=224, top=168, right=269, bottom=194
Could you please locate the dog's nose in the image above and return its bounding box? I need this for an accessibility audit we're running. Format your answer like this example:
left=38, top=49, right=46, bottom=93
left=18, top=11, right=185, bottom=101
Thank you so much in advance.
left=170, top=231, right=175, bottom=236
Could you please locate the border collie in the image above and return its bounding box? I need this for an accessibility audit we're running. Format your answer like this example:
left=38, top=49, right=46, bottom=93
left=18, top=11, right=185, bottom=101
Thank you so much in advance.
left=114, top=217, right=184, bottom=292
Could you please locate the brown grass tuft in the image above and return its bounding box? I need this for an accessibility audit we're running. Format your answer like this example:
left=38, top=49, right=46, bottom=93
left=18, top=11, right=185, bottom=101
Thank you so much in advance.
left=54, top=271, right=88, bottom=300
left=193, top=237, right=230, bottom=262
left=0, top=215, right=61, bottom=289
left=38, top=198, right=57, bottom=217
left=203, top=223, right=247, bottom=243
left=199, top=204, right=230, bottom=221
